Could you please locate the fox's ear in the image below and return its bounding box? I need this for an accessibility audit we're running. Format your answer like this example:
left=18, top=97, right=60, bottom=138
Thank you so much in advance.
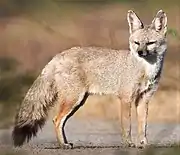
left=127, top=10, right=144, bottom=34
left=151, top=10, right=167, bottom=34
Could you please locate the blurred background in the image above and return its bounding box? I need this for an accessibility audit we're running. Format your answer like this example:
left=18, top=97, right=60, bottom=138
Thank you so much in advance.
left=0, top=0, right=179, bottom=131
left=0, top=1, right=180, bottom=155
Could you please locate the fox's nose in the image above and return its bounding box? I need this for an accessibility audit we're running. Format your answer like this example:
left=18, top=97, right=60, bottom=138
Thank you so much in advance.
left=138, top=50, right=143, bottom=56
left=138, top=50, right=150, bottom=57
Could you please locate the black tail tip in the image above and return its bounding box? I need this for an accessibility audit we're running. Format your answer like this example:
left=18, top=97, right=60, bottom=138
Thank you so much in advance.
left=12, top=125, right=33, bottom=147
left=12, top=119, right=45, bottom=147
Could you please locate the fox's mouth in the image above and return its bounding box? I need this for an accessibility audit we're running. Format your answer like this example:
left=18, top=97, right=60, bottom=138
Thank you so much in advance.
left=138, top=50, right=157, bottom=57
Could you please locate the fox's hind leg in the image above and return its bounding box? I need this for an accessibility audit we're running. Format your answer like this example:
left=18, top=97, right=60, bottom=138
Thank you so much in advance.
left=53, top=92, right=88, bottom=149
left=119, top=99, right=135, bottom=147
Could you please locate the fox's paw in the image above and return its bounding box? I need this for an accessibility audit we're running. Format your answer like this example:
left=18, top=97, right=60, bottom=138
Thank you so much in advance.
left=59, top=143, right=73, bottom=149
left=128, top=141, right=136, bottom=148
left=136, top=137, right=148, bottom=149
left=122, top=139, right=135, bottom=148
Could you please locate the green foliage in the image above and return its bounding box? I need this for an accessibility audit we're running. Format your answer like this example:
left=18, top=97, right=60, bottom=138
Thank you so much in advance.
left=0, top=57, right=36, bottom=128
left=168, top=28, right=180, bottom=40
left=0, top=57, right=19, bottom=73
left=0, top=73, right=35, bottom=103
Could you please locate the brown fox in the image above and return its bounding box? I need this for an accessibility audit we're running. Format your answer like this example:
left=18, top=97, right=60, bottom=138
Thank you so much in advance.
left=12, top=10, right=167, bottom=148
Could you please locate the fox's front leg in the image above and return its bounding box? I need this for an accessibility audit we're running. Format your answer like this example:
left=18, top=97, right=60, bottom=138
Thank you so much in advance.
left=135, top=98, right=149, bottom=148
left=119, top=99, right=135, bottom=147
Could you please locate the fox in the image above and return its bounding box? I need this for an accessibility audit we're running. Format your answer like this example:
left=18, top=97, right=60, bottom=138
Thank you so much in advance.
left=12, top=10, right=167, bottom=148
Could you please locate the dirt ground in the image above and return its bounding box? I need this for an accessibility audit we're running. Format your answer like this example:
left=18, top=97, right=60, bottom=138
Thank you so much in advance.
left=0, top=118, right=180, bottom=155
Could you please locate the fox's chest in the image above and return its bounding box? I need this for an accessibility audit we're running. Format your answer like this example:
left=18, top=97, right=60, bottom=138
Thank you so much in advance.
left=139, top=62, right=161, bottom=95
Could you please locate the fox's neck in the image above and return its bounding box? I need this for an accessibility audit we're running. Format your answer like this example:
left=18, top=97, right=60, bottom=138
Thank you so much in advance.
left=130, top=50, right=166, bottom=81
left=141, top=52, right=166, bottom=82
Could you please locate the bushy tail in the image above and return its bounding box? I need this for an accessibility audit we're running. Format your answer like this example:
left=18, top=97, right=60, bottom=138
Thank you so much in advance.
left=12, top=75, right=58, bottom=147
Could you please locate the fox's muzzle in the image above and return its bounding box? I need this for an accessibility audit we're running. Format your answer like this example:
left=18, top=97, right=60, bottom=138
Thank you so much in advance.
left=138, top=50, right=150, bottom=57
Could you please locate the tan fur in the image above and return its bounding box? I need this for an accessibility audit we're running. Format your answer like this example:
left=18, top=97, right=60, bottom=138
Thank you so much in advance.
left=12, top=10, right=168, bottom=148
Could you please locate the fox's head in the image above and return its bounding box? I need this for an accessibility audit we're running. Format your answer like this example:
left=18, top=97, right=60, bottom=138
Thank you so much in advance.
left=127, top=10, right=167, bottom=62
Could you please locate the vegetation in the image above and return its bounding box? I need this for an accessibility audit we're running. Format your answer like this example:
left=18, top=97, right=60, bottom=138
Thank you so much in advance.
left=168, top=28, right=180, bottom=40
left=0, top=57, right=36, bottom=128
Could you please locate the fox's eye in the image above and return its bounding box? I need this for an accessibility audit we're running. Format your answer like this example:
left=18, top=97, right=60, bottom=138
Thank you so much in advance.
left=134, top=41, right=140, bottom=45
left=147, top=41, right=156, bottom=45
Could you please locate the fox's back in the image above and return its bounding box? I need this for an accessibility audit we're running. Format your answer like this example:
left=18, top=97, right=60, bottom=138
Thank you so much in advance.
left=46, top=47, right=145, bottom=97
